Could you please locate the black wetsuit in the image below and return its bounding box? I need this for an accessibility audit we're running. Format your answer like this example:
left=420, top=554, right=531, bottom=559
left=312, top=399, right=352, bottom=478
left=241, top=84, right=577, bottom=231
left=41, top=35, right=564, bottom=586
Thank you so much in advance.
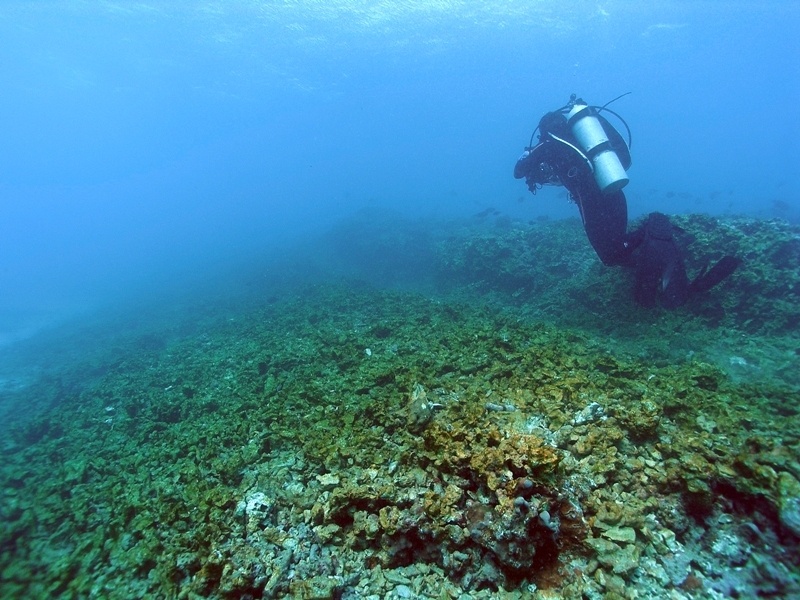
left=513, top=109, right=635, bottom=267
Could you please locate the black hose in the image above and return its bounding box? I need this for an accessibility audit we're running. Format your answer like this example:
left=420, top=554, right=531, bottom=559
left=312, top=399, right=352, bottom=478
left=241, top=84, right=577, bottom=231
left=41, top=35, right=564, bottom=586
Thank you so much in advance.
left=527, top=126, right=540, bottom=149
left=593, top=91, right=633, bottom=148
left=598, top=91, right=631, bottom=110
left=591, top=106, right=633, bottom=149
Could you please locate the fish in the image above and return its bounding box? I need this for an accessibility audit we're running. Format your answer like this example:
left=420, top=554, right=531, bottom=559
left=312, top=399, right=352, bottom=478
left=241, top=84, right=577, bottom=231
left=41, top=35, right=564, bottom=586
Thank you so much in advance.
left=473, top=207, right=500, bottom=218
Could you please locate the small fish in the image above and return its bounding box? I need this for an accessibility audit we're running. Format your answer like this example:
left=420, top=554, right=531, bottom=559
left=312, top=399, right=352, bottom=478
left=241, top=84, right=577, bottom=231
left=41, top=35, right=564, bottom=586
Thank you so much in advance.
left=473, top=207, right=500, bottom=218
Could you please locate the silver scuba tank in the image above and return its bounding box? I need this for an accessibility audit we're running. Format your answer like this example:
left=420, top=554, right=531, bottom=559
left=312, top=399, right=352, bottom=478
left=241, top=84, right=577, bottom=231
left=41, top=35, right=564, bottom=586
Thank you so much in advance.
left=566, top=102, right=629, bottom=195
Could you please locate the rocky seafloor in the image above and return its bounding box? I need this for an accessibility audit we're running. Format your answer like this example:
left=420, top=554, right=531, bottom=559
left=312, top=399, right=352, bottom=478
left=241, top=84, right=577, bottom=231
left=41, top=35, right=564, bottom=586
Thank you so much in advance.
left=1, top=213, right=799, bottom=599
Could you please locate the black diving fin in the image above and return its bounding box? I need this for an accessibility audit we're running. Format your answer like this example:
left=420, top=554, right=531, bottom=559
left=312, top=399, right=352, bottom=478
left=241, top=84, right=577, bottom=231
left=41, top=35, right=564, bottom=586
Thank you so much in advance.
left=689, top=255, right=741, bottom=295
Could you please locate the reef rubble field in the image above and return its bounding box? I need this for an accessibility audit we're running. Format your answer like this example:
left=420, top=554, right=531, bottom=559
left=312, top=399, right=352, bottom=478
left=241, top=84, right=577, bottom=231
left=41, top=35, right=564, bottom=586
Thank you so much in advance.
left=1, top=213, right=799, bottom=599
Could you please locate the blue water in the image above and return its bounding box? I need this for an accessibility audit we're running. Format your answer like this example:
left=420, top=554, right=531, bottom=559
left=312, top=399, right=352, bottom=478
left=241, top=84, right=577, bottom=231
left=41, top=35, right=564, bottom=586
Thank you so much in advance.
left=1, top=1, right=798, bottom=341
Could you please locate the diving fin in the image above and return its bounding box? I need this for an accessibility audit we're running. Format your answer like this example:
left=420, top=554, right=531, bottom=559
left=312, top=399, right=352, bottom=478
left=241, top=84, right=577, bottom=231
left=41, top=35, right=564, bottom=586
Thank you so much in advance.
left=689, top=256, right=741, bottom=295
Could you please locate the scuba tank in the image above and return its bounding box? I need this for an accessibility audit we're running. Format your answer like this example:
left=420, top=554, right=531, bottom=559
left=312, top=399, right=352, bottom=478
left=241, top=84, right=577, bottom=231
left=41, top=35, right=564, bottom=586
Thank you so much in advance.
left=566, top=101, right=629, bottom=195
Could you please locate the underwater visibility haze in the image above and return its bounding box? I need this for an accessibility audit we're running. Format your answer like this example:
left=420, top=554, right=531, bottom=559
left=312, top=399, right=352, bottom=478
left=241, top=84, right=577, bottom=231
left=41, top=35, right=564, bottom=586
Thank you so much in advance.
left=1, top=2, right=800, bottom=598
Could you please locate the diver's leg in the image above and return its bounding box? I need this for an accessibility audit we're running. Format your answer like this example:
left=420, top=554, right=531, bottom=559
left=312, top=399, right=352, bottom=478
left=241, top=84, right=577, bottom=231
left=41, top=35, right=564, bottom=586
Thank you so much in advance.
left=576, top=189, right=630, bottom=266
left=634, top=212, right=691, bottom=308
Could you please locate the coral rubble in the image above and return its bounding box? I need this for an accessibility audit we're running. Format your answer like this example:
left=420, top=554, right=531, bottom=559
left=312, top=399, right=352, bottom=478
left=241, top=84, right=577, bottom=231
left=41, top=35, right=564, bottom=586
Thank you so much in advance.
left=1, top=214, right=799, bottom=598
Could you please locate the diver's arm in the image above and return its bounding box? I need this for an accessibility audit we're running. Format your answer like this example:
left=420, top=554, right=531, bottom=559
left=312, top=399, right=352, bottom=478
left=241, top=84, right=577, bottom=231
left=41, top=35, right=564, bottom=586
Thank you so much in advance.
left=513, top=142, right=563, bottom=192
left=513, top=144, right=544, bottom=180
left=624, top=223, right=647, bottom=254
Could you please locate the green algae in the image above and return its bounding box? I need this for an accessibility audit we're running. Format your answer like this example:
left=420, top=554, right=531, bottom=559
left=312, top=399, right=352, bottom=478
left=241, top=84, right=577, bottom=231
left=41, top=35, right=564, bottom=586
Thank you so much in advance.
left=1, top=214, right=799, bottom=598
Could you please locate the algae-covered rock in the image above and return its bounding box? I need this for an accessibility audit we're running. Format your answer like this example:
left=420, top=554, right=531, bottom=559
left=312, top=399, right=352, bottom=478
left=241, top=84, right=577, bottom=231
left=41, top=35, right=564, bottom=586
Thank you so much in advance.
left=778, top=472, right=800, bottom=537
left=602, top=526, right=637, bottom=544
left=586, top=537, right=641, bottom=575
left=2, top=252, right=799, bottom=599
left=406, top=383, right=437, bottom=432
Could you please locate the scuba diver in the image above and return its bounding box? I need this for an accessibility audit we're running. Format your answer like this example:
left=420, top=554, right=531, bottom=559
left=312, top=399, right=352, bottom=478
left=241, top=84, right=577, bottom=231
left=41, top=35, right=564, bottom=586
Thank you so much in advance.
left=513, top=94, right=739, bottom=308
